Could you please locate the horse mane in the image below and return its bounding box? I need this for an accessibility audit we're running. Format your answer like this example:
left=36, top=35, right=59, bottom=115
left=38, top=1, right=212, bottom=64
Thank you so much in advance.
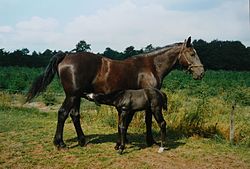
left=129, top=42, right=183, bottom=59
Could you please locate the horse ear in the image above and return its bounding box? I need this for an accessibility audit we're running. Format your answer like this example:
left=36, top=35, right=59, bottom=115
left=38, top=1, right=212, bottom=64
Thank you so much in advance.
left=186, top=36, right=192, bottom=47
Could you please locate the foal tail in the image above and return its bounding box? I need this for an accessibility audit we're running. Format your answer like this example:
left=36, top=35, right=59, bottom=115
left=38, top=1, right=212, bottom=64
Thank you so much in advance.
left=161, top=92, right=168, bottom=111
left=26, top=51, right=66, bottom=102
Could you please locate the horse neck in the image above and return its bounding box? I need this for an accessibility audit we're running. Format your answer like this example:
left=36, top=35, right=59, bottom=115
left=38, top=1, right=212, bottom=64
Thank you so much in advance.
left=153, top=44, right=182, bottom=79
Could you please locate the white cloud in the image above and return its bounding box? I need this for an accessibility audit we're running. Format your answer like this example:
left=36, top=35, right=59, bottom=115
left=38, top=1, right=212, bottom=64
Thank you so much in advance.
left=0, top=0, right=249, bottom=52
left=0, top=26, right=13, bottom=33
left=63, top=0, right=250, bottom=51
left=64, top=1, right=170, bottom=51
left=0, top=16, right=62, bottom=51
left=16, top=16, right=58, bottom=31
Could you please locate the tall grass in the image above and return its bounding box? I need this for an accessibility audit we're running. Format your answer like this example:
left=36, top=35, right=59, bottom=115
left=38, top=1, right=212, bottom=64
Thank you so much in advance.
left=162, top=70, right=250, bottom=146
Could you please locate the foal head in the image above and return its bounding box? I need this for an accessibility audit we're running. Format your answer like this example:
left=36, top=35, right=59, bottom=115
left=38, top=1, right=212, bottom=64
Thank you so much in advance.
left=178, top=36, right=204, bottom=80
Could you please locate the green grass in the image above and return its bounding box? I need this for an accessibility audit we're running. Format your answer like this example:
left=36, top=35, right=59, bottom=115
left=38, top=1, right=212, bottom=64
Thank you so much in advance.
left=0, top=67, right=250, bottom=168
left=0, top=105, right=249, bottom=169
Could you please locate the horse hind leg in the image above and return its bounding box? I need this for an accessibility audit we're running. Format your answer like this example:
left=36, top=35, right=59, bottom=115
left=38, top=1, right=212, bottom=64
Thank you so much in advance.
left=69, top=97, right=85, bottom=147
left=53, top=96, right=85, bottom=149
left=53, top=97, right=71, bottom=149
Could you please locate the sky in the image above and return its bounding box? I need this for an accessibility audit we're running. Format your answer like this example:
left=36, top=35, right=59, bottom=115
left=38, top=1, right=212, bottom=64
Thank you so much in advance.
left=0, top=0, right=249, bottom=53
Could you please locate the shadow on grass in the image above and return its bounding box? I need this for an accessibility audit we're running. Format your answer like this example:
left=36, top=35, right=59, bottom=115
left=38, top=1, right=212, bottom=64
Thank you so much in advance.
left=65, top=131, right=186, bottom=151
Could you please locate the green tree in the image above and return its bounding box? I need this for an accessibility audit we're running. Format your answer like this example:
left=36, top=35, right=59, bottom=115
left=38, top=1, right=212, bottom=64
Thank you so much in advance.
left=123, top=46, right=144, bottom=59
left=73, top=40, right=91, bottom=52
left=21, top=48, right=29, bottom=55
left=42, top=49, right=53, bottom=56
left=124, top=46, right=136, bottom=57
left=144, top=44, right=154, bottom=52
left=31, top=51, right=39, bottom=57
left=193, top=39, right=250, bottom=71
left=103, top=47, right=125, bottom=60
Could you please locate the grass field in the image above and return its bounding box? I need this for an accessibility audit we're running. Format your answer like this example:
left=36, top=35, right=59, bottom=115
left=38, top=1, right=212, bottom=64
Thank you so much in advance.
left=0, top=104, right=249, bottom=169
left=0, top=67, right=250, bottom=168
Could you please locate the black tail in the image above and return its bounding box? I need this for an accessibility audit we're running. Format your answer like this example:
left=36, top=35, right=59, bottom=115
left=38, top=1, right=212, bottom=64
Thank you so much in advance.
left=26, top=51, right=66, bottom=102
left=161, top=91, right=168, bottom=111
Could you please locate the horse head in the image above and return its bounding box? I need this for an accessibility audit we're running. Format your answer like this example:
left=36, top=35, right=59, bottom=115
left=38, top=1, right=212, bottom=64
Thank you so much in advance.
left=178, top=36, right=204, bottom=80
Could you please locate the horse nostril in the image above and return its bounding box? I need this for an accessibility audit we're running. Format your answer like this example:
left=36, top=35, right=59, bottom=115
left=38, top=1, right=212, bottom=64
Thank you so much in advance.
left=199, top=72, right=204, bottom=79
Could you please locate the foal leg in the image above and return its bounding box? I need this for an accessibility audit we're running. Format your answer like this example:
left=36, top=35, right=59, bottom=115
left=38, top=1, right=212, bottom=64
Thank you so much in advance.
left=115, top=109, right=122, bottom=150
left=152, top=108, right=167, bottom=148
left=115, top=110, right=134, bottom=150
left=69, top=97, right=85, bottom=147
left=125, top=110, right=135, bottom=138
left=118, top=110, right=128, bottom=155
left=145, top=110, right=157, bottom=146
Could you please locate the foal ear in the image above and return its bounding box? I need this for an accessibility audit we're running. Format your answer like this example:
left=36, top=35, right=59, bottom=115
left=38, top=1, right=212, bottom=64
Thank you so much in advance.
left=186, top=36, right=192, bottom=47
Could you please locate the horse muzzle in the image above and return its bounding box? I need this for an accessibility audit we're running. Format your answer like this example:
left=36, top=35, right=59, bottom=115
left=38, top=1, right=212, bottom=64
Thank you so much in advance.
left=191, top=66, right=205, bottom=80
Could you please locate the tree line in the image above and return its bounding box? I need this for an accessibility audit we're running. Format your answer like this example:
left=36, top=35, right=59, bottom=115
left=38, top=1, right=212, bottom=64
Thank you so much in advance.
left=0, top=39, right=249, bottom=71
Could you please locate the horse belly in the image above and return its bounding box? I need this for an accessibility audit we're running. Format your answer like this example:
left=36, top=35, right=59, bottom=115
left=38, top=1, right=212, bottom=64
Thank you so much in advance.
left=131, top=97, right=147, bottom=111
left=92, top=73, right=138, bottom=93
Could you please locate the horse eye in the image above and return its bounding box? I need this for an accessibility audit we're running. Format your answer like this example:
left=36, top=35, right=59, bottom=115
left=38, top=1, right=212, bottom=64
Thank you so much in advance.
left=191, top=53, right=195, bottom=57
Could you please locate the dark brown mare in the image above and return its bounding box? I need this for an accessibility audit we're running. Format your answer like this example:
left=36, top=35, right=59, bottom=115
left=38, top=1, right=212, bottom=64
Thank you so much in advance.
left=26, top=36, right=204, bottom=149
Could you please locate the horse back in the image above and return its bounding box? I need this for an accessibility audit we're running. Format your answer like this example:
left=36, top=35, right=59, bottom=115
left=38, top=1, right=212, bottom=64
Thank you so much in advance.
left=58, top=52, right=102, bottom=95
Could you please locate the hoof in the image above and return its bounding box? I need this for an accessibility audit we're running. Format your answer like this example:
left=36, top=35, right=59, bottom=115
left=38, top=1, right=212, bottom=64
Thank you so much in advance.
left=117, top=145, right=125, bottom=155
left=78, top=138, right=86, bottom=147
left=53, top=140, right=67, bottom=149
left=117, top=149, right=123, bottom=155
left=158, top=147, right=165, bottom=153
left=146, top=139, right=157, bottom=147
left=114, top=143, right=120, bottom=150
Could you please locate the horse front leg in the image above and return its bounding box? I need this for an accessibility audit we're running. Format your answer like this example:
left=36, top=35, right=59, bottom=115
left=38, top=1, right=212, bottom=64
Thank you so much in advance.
left=145, top=110, right=157, bottom=146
